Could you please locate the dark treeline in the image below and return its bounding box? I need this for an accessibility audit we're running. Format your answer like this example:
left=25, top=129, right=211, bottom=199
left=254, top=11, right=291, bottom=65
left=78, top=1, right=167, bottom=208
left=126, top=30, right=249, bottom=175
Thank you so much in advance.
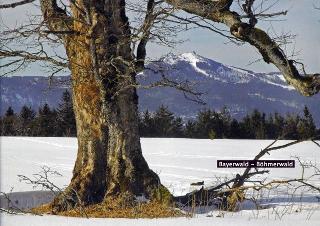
left=0, top=90, right=76, bottom=137
left=139, top=106, right=318, bottom=139
left=0, top=91, right=318, bottom=139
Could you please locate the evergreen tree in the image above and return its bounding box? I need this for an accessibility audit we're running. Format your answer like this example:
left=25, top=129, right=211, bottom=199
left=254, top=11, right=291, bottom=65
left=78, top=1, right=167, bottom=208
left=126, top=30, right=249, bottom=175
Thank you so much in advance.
left=1, top=107, right=18, bottom=136
left=265, top=112, right=285, bottom=139
left=19, top=105, right=36, bottom=136
left=257, top=112, right=267, bottom=139
left=229, top=119, right=241, bottom=138
left=265, top=114, right=276, bottom=139
left=239, top=115, right=254, bottom=139
left=250, top=109, right=266, bottom=139
left=56, top=90, right=76, bottom=136
left=194, top=109, right=214, bottom=138
left=297, top=106, right=316, bottom=139
left=219, top=106, right=232, bottom=138
left=139, top=110, right=155, bottom=137
left=172, top=117, right=184, bottom=137
left=36, top=103, right=56, bottom=136
left=282, top=114, right=300, bottom=139
left=184, top=120, right=197, bottom=138
left=210, top=111, right=224, bottom=138
left=274, top=113, right=285, bottom=138
left=193, top=109, right=227, bottom=139
left=153, top=105, right=183, bottom=137
left=1, top=102, right=317, bottom=140
left=237, top=110, right=267, bottom=139
left=5, top=107, right=14, bottom=117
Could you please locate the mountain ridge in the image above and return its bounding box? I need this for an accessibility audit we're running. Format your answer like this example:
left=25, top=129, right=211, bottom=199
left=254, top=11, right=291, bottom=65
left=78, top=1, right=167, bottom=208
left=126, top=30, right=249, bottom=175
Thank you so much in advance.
left=1, top=52, right=319, bottom=125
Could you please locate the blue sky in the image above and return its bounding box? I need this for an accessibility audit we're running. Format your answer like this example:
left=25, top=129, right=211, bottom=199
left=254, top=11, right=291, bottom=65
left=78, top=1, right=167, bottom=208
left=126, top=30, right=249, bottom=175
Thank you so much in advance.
left=146, top=0, right=320, bottom=73
left=0, top=0, right=319, bottom=75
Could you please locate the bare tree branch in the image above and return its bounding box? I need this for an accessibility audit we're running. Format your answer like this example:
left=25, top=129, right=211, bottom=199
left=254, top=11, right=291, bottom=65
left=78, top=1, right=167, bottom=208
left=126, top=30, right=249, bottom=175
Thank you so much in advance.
left=0, top=50, right=68, bottom=68
left=165, top=0, right=320, bottom=96
left=242, top=0, right=257, bottom=26
left=40, top=0, right=73, bottom=37
left=0, top=0, right=35, bottom=9
left=232, top=136, right=320, bottom=188
left=175, top=135, right=320, bottom=210
left=135, top=0, right=157, bottom=71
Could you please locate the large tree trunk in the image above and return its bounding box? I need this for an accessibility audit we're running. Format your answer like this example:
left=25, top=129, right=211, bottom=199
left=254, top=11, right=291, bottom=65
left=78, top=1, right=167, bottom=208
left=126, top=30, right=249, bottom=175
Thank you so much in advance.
left=52, top=73, right=162, bottom=212
left=40, top=0, right=168, bottom=212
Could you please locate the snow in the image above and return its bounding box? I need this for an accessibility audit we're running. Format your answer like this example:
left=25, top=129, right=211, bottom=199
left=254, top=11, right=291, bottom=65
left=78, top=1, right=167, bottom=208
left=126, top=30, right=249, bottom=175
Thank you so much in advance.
left=179, top=53, right=210, bottom=76
left=229, top=66, right=252, bottom=74
left=162, top=52, right=211, bottom=77
left=218, top=64, right=296, bottom=90
left=163, top=53, right=178, bottom=65
left=1, top=95, right=9, bottom=103
left=259, top=78, right=295, bottom=91
left=248, top=93, right=300, bottom=108
left=277, top=74, right=287, bottom=82
left=216, top=66, right=252, bottom=83
left=259, top=73, right=295, bottom=91
left=1, top=137, right=320, bottom=225
left=227, top=67, right=295, bottom=90
left=15, top=94, right=24, bottom=102
left=1, top=213, right=319, bottom=226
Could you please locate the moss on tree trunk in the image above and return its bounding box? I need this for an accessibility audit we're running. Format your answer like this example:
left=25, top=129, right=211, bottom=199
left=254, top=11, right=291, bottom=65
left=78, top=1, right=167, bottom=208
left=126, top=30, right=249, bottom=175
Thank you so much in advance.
left=51, top=54, right=170, bottom=212
left=40, top=0, right=172, bottom=212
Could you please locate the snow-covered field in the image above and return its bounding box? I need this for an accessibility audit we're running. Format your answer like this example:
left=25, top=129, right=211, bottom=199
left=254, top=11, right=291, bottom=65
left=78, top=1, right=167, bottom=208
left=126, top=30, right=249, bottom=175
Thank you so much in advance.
left=1, top=137, right=320, bottom=226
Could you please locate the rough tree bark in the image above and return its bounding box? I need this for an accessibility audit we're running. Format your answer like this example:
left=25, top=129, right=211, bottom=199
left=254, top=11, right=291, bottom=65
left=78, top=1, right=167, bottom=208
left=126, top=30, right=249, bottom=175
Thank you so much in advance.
left=40, top=0, right=167, bottom=212
left=3, top=0, right=319, bottom=212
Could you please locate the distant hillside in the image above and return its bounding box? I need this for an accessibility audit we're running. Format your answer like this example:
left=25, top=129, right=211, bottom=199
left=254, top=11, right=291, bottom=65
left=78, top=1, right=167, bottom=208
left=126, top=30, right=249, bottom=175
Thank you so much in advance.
left=1, top=52, right=319, bottom=125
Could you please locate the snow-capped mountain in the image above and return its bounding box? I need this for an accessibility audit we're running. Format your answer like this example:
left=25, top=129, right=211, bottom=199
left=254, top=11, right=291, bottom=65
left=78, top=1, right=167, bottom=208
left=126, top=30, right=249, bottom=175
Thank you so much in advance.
left=158, top=52, right=292, bottom=88
left=1, top=52, right=319, bottom=125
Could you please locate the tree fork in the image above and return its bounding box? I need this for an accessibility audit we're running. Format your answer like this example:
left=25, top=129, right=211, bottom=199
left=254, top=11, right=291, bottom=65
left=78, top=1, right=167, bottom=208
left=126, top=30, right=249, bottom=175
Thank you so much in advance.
left=40, top=0, right=171, bottom=212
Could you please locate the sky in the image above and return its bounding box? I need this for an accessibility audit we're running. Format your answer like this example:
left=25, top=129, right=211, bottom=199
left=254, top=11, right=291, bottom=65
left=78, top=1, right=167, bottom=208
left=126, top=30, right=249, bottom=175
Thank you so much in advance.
left=0, top=0, right=319, bottom=76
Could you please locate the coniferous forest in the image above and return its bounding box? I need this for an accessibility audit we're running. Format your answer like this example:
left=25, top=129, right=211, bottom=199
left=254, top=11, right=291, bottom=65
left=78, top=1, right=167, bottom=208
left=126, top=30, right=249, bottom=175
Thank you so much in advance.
left=0, top=90, right=318, bottom=139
